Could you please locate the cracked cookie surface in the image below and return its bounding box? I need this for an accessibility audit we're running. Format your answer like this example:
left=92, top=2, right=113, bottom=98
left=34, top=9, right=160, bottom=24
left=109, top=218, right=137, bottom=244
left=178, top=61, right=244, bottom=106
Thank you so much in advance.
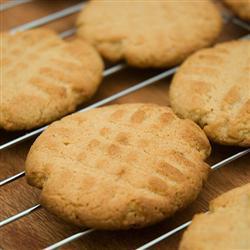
left=0, top=28, right=103, bottom=130
left=169, top=40, right=250, bottom=146
left=179, top=183, right=250, bottom=250
left=26, top=103, right=211, bottom=230
left=76, top=0, right=222, bottom=68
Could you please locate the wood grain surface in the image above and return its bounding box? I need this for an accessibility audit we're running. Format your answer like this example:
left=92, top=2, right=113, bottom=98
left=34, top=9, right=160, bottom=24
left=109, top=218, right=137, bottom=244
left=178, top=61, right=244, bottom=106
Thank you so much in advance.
left=0, top=1, right=249, bottom=249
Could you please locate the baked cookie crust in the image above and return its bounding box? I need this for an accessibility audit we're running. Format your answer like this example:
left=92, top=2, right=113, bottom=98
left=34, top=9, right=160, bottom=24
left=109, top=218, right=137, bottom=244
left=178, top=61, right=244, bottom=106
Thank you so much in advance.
left=169, top=40, right=250, bottom=146
left=179, top=183, right=250, bottom=250
left=26, top=103, right=211, bottom=230
left=0, top=29, right=103, bottom=130
left=77, top=0, right=222, bottom=68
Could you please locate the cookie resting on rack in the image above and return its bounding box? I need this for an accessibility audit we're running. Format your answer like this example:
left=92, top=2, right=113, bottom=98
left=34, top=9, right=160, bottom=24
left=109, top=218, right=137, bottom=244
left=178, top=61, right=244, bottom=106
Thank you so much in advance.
left=223, top=0, right=250, bottom=21
left=169, top=40, right=250, bottom=147
left=179, top=183, right=250, bottom=250
left=76, top=0, right=222, bottom=68
left=0, top=28, right=103, bottom=131
left=25, top=103, right=211, bottom=230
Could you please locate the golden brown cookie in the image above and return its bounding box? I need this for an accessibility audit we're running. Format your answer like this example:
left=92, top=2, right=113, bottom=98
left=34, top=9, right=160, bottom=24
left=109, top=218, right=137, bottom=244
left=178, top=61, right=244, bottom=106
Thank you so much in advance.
left=223, top=0, right=250, bottom=21
left=0, top=28, right=103, bottom=131
left=169, top=40, right=250, bottom=146
left=25, top=103, right=211, bottom=230
left=179, top=183, right=250, bottom=250
left=76, top=0, right=222, bottom=68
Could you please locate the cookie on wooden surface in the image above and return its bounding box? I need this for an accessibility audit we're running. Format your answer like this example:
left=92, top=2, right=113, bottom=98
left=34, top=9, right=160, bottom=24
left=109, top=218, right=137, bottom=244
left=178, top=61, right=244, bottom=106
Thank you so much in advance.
left=76, top=0, right=222, bottom=68
left=223, top=0, right=250, bottom=21
left=179, top=183, right=250, bottom=250
left=0, top=28, right=103, bottom=131
left=169, top=40, right=250, bottom=146
left=25, top=103, right=211, bottom=230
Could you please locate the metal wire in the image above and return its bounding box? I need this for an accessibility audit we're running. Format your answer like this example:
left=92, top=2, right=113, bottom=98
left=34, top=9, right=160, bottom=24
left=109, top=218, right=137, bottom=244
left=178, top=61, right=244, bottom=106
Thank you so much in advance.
left=9, top=2, right=84, bottom=34
left=231, top=17, right=250, bottom=31
left=103, top=63, right=127, bottom=77
left=137, top=221, right=192, bottom=250
left=44, top=229, right=95, bottom=250
left=79, top=67, right=178, bottom=112
left=222, top=13, right=250, bottom=31
left=40, top=149, right=249, bottom=249
left=59, top=28, right=77, bottom=39
left=0, top=171, right=25, bottom=186
left=0, top=204, right=41, bottom=227
left=0, top=0, right=33, bottom=11
left=211, top=148, right=250, bottom=170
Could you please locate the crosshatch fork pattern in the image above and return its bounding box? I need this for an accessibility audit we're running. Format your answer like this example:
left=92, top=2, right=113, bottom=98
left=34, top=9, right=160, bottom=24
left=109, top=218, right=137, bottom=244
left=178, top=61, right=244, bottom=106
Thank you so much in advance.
left=25, top=104, right=210, bottom=229
left=169, top=40, right=250, bottom=146
left=1, top=29, right=103, bottom=130
left=0, top=0, right=250, bottom=250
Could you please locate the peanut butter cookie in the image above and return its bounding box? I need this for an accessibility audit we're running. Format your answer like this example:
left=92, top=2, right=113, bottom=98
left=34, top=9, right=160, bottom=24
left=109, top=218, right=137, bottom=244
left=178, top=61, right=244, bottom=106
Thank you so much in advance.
left=1, top=28, right=103, bottom=130
left=26, top=103, right=211, bottom=230
left=170, top=40, right=250, bottom=146
left=77, top=0, right=222, bottom=68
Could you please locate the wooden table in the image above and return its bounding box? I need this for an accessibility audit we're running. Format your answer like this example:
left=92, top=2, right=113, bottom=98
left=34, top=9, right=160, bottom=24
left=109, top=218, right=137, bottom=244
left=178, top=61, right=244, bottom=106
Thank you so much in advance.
left=0, top=1, right=249, bottom=249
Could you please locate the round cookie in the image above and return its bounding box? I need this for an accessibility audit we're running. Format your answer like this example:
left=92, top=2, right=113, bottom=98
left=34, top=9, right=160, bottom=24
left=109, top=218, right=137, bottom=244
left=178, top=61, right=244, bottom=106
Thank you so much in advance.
left=76, top=0, right=222, bottom=68
left=169, top=40, right=250, bottom=147
left=26, top=103, right=211, bottom=230
left=179, top=183, right=250, bottom=250
left=223, top=0, right=250, bottom=21
left=0, top=28, right=103, bottom=131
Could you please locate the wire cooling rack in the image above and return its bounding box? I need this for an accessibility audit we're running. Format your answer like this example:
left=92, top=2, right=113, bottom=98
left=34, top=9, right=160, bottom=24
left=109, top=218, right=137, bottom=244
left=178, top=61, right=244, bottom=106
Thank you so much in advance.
left=0, top=1, right=250, bottom=249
